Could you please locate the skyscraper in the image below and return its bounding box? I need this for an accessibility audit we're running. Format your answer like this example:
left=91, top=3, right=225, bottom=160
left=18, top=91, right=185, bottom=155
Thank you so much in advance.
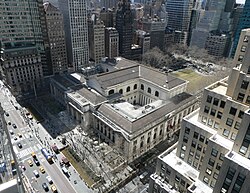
left=0, top=0, right=48, bottom=96
left=88, top=15, right=105, bottom=64
left=149, top=28, right=250, bottom=193
left=165, top=0, right=194, bottom=44
left=44, top=2, right=68, bottom=74
left=116, top=0, right=133, bottom=59
left=105, top=27, right=119, bottom=59
left=58, top=0, right=89, bottom=71
left=231, top=0, right=250, bottom=57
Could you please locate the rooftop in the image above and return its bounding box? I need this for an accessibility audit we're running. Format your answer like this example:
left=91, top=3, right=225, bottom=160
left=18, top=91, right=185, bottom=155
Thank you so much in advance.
left=188, top=180, right=213, bottom=193
left=162, top=149, right=199, bottom=182
left=209, top=134, right=234, bottom=150
left=226, top=151, right=250, bottom=170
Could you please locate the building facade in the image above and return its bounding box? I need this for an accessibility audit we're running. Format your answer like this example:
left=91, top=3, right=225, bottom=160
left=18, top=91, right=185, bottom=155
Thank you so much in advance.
left=50, top=57, right=199, bottom=163
left=105, top=27, right=119, bottom=59
left=149, top=28, right=250, bottom=193
left=88, top=15, right=105, bottom=64
left=231, top=0, right=250, bottom=58
left=44, top=2, right=68, bottom=74
left=58, top=0, right=89, bottom=70
left=0, top=0, right=48, bottom=96
left=116, top=0, right=133, bottom=59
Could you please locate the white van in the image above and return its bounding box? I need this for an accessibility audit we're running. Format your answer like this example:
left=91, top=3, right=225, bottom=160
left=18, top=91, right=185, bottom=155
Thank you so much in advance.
left=62, top=166, right=68, bottom=174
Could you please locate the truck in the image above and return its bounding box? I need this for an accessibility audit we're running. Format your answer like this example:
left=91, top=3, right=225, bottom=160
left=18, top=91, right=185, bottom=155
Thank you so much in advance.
left=41, top=148, right=52, bottom=163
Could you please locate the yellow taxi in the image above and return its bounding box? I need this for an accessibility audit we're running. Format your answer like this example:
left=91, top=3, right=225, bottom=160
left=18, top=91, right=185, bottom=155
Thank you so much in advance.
left=17, top=133, right=22, bottom=138
left=50, top=185, right=57, bottom=193
left=27, top=159, right=33, bottom=167
left=39, top=166, right=45, bottom=173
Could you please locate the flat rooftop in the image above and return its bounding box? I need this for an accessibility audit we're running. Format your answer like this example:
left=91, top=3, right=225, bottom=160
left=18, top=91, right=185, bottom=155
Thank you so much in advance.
left=188, top=180, right=213, bottom=193
left=209, top=134, right=233, bottom=150
left=226, top=151, right=250, bottom=170
left=162, top=149, right=199, bottom=182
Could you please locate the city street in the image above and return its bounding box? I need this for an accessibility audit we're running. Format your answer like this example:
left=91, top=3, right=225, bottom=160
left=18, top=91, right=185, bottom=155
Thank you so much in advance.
left=0, top=83, right=79, bottom=193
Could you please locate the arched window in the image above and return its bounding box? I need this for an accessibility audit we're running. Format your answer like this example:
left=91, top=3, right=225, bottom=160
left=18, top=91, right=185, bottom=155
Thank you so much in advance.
left=134, top=84, right=137, bottom=90
left=155, top=91, right=159, bottom=97
left=126, top=86, right=130, bottom=92
left=141, top=84, right=144, bottom=90
left=119, top=89, right=123, bottom=94
left=148, top=87, right=151, bottom=94
left=108, top=89, right=114, bottom=95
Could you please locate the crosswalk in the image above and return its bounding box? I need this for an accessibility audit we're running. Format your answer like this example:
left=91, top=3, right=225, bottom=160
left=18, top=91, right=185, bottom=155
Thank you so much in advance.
left=16, top=144, right=42, bottom=159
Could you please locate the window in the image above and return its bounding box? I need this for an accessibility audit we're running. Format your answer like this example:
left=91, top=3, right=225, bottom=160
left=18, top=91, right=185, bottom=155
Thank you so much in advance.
left=216, top=163, right=221, bottom=170
left=231, top=133, right=236, bottom=140
left=213, top=98, right=219, bottom=106
left=233, top=173, right=245, bottom=193
left=237, top=93, right=245, bottom=102
left=183, top=136, right=188, bottom=143
left=207, top=95, right=212, bottom=103
left=223, top=129, right=230, bottom=137
left=239, top=145, right=247, bottom=154
left=241, top=45, right=246, bottom=52
left=204, top=106, right=210, bottom=114
left=181, top=144, right=186, bottom=151
left=220, top=100, right=226, bottom=108
left=141, top=84, right=144, bottom=90
left=175, top=175, right=180, bottom=182
left=197, top=144, right=202, bottom=151
left=195, top=153, right=200, bottom=160
left=219, top=153, right=224, bottom=161
left=203, top=177, right=209, bottom=184
left=210, top=109, right=216, bottom=116
left=217, top=111, right=222, bottom=119
left=213, top=172, right=218, bottom=180
left=147, top=87, right=151, bottom=94
left=211, top=148, right=218, bottom=157
left=155, top=91, right=159, bottom=97
left=234, top=121, right=240, bottom=130
left=226, top=118, right=233, bottom=126
left=185, top=127, right=190, bottom=134
left=133, top=84, right=137, bottom=90
left=243, top=36, right=248, bottom=42
left=206, top=168, right=212, bottom=175
left=229, top=107, right=237, bottom=116
left=108, top=89, right=114, bottom=95
left=126, top=86, right=130, bottom=92
left=208, top=158, right=215, bottom=167
left=246, top=96, right=250, bottom=104
left=193, top=132, right=199, bottom=139
left=214, top=122, right=219, bottom=129
left=238, top=55, right=244, bottom=62
left=119, top=89, right=123, bottom=94
left=241, top=80, right=249, bottom=90
left=202, top=116, right=207, bottom=123
left=191, top=141, right=196, bottom=148
left=189, top=151, right=194, bottom=156
left=199, top=135, right=205, bottom=143
left=238, top=111, right=244, bottom=119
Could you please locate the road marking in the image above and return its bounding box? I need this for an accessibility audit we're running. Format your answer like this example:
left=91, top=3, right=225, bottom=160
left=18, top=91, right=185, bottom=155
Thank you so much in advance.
left=37, top=144, right=42, bottom=150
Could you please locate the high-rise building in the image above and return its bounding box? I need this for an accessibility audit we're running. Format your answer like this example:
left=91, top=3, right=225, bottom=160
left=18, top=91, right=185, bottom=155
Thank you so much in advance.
left=105, top=27, right=119, bottom=59
left=58, top=0, right=89, bottom=71
left=135, top=30, right=151, bottom=55
left=116, top=0, right=133, bottom=59
left=44, top=2, right=68, bottom=74
left=100, top=8, right=116, bottom=28
left=88, top=15, right=105, bottom=64
left=149, top=28, right=250, bottom=193
left=231, top=0, right=250, bottom=57
left=0, top=0, right=49, bottom=96
left=165, top=0, right=194, bottom=44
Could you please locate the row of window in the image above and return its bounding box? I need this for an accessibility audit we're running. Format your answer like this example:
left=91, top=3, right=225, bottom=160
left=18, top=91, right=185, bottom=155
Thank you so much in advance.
left=237, top=92, right=250, bottom=104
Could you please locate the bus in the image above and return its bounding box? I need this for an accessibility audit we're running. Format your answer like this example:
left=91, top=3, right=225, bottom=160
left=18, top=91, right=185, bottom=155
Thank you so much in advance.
left=41, top=148, right=52, bottom=163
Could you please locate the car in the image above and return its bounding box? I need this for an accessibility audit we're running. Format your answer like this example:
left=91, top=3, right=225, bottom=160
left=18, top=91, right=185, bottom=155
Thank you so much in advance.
left=5, top=112, right=9, bottom=116
left=50, top=185, right=57, bottom=193
left=27, top=159, right=33, bottom=167
left=33, top=158, right=40, bottom=166
left=139, top=171, right=148, bottom=180
left=42, top=183, right=49, bottom=191
left=12, top=124, right=17, bottom=128
left=39, top=166, right=45, bottom=173
left=17, top=133, right=22, bottom=138
left=14, top=137, right=18, bottom=141
left=46, top=176, right=53, bottom=184
left=9, top=130, right=14, bottom=135
left=7, top=121, right=11, bottom=125
left=19, top=165, right=26, bottom=171
left=33, top=170, right=39, bottom=178
left=17, top=143, right=22, bottom=149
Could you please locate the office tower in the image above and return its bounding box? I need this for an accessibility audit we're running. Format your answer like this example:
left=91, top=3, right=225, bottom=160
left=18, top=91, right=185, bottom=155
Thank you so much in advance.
left=165, top=0, right=194, bottom=44
left=88, top=15, right=105, bottom=64
left=149, top=28, right=250, bottom=193
left=190, top=0, right=235, bottom=58
left=100, top=8, right=116, bottom=28
left=58, top=0, right=89, bottom=71
left=142, top=15, right=167, bottom=50
left=0, top=0, right=49, bottom=96
left=135, top=30, right=151, bottom=55
left=231, top=0, right=250, bottom=57
left=100, top=0, right=118, bottom=9
left=105, top=28, right=119, bottom=59
left=44, top=2, right=68, bottom=74
left=0, top=105, right=24, bottom=193
left=231, top=4, right=244, bottom=39
left=116, top=0, right=133, bottom=59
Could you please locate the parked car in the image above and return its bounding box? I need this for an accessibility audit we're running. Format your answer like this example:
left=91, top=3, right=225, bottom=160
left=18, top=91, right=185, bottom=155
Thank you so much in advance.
left=42, top=183, right=49, bottom=191
left=46, top=176, right=53, bottom=184
left=12, top=124, right=17, bottom=128
left=27, top=160, right=33, bottom=167
left=33, top=170, right=39, bottom=178
left=17, top=143, right=22, bottom=149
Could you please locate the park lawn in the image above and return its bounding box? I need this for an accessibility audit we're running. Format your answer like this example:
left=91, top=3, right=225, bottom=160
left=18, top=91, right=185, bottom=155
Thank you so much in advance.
left=171, top=69, right=212, bottom=93
left=61, top=148, right=95, bottom=187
